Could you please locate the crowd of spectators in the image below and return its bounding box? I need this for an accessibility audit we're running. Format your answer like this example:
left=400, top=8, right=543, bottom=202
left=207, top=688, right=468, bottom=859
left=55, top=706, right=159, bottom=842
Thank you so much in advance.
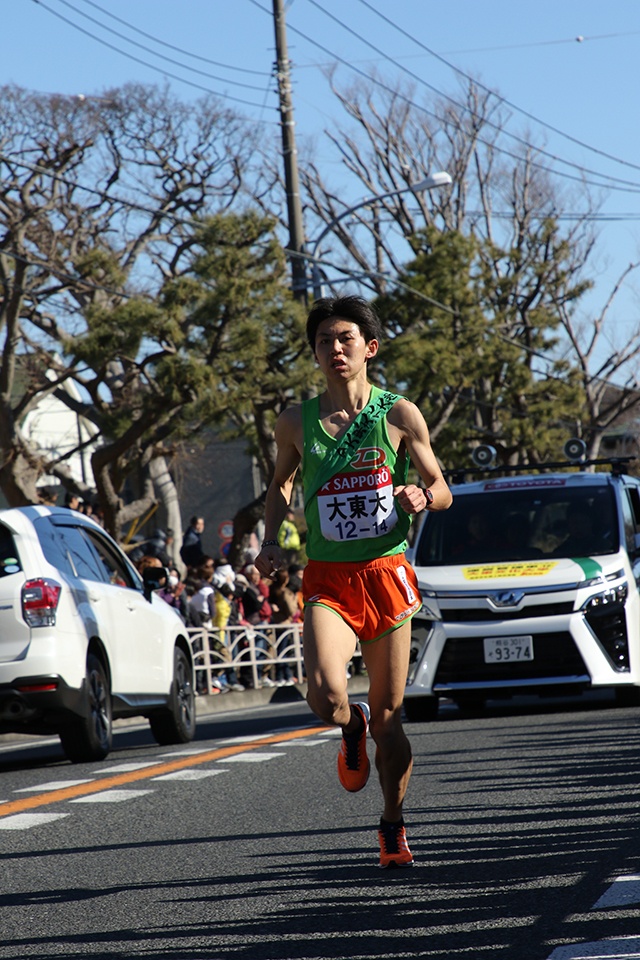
left=133, top=514, right=306, bottom=695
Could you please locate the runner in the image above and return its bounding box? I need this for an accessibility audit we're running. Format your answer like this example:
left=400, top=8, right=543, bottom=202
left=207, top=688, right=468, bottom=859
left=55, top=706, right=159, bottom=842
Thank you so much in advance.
left=256, top=295, right=452, bottom=867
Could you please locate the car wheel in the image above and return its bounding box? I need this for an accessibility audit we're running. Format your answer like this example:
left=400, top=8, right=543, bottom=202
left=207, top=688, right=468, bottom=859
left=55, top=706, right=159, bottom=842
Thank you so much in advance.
left=403, top=695, right=439, bottom=722
left=149, top=647, right=196, bottom=745
left=59, top=652, right=112, bottom=763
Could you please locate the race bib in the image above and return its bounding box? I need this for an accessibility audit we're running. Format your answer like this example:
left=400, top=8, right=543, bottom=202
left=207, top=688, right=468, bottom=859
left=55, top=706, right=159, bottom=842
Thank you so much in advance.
left=317, top=467, right=398, bottom=542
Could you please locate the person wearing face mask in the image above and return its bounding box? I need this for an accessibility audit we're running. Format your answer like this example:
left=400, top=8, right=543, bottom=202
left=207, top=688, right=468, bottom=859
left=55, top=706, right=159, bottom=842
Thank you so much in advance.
left=157, top=566, right=188, bottom=624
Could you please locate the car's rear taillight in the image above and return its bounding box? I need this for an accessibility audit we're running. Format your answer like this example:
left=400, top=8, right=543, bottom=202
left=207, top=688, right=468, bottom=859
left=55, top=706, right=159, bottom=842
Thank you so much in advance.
left=21, top=578, right=62, bottom=627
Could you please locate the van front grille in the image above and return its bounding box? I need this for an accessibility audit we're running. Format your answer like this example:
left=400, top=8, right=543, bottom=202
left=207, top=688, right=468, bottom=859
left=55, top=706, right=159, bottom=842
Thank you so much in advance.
left=434, top=631, right=587, bottom=686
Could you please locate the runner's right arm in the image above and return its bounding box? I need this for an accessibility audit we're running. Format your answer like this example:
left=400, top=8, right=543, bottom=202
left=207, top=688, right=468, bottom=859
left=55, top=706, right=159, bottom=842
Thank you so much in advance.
left=255, top=407, right=303, bottom=578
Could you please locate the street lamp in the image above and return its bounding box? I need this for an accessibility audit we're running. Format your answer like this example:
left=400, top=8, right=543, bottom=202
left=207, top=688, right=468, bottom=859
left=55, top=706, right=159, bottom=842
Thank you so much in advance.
left=309, top=171, right=452, bottom=300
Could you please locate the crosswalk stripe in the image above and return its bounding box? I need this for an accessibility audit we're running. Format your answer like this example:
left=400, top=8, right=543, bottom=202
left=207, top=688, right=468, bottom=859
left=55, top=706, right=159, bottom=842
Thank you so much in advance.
left=0, top=724, right=328, bottom=818
left=547, top=935, right=640, bottom=958
left=0, top=813, right=69, bottom=830
left=593, top=876, right=640, bottom=909
left=15, top=780, right=93, bottom=793
left=69, top=789, right=153, bottom=804
left=152, top=769, right=228, bottom=781
left=222, top=752, right=286, bottom=762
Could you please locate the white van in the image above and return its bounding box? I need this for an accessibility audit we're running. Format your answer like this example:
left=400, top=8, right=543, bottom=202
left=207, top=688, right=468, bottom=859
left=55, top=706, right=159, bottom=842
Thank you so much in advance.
left=404, top=456, right=640, bottom=720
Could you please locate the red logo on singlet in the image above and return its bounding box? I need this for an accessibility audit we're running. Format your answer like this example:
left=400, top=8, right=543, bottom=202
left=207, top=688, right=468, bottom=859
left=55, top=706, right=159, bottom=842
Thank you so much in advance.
left=350, top=446, right=387, bottom=470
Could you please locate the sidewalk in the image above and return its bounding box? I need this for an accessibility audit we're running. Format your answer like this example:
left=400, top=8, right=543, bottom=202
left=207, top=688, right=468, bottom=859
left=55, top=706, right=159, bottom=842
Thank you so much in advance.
left=195, top=672, right=370, bottom=718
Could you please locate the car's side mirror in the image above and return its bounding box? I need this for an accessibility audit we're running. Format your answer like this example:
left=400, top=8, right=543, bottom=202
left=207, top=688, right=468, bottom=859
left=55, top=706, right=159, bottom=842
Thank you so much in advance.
left=142, top=565, right=169, bottom=601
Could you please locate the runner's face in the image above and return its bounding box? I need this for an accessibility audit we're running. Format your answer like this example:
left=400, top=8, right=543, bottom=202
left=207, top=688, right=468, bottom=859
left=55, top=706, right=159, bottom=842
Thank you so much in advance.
left=314, top=317, right=378, bottom=379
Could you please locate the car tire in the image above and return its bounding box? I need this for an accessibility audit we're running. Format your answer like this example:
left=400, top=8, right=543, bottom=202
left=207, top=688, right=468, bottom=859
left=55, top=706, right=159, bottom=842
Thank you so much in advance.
left=403, top=695, right=439, bottom=722
left=149, top=647, right=196, bottom=745
left=59, top=652, right=112, bottom=763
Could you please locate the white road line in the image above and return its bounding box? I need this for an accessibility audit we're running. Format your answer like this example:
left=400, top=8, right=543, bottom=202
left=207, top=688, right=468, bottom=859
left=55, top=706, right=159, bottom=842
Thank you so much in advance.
left=152, top=769, right=228, bottom=781
left=216, top=735, right=278, bottom=745
left=593, top=876, right=640, bottom=909
left=277, top=740, right=324, bottom=747
left=94, top=762, right=160, bottom=774
left=15, top=779, right=93, bottom=793
left=220, top=753, right=286, bottom=763
left=69, top=789, right=153, bottom=803
left=0, top=813, right=69, bottom=830
left=547, top=936, right=640, bottom=958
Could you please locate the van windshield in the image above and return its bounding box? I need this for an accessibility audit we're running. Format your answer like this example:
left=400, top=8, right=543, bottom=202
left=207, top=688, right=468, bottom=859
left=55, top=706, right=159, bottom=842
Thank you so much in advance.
left=414, top=482, right=619, bottom=566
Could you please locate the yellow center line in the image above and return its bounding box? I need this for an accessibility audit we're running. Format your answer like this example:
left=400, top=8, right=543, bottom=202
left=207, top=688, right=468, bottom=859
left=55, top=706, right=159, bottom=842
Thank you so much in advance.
left=0, top=725, right=329, bottom=818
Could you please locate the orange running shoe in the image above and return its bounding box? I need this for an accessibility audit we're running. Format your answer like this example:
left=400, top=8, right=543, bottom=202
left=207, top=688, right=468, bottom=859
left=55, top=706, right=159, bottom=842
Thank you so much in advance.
left=337, top=702, right=370, bottom=792
left=378, top=818, right=415, bottom=868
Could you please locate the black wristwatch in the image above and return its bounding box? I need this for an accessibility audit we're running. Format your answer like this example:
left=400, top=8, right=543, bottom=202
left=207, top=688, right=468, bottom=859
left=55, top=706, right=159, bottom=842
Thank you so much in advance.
left=424, top=488, right=434, bottom=508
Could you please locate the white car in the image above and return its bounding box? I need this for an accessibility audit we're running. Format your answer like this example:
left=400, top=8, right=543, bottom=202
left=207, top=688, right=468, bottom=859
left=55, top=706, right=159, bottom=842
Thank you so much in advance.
left=404, top=456, right=640, bottom=720
left=0, top=506, right=196, bottom=761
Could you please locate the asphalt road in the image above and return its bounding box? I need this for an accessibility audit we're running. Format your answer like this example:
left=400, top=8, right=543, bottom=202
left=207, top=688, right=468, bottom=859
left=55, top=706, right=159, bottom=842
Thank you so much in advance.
left=1, top=693, right=640, bottom=959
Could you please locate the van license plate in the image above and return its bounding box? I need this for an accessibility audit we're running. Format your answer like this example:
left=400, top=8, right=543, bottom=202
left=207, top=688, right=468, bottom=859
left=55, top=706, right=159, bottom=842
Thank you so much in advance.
left=483, top=635, right=534, bottom=663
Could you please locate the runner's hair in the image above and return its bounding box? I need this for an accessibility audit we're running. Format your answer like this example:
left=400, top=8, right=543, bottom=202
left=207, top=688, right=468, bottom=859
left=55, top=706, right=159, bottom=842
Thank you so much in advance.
left=306, top=296, right=383, bottom=352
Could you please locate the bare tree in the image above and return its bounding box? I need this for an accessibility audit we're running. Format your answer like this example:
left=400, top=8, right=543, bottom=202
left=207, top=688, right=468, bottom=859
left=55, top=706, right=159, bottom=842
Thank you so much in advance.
left=267, top=73, right=640, bottom=461
left=0, top=83, right=257, bottom=533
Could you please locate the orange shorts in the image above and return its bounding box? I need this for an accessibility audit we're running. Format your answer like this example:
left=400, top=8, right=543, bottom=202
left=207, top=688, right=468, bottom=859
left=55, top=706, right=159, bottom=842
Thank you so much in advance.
left=302, top=553, right=422, bottom=643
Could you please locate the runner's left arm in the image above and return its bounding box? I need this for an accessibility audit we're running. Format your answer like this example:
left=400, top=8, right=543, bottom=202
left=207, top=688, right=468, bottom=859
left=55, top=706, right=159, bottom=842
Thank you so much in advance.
left=388, top=399, right=453, bottom=513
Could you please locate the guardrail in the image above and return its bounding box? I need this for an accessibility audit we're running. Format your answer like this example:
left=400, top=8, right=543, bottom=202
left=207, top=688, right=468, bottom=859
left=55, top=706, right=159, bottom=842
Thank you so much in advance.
left=187, top=623, right=305, bottom=694
left=187, top=623, right=363, bottom=695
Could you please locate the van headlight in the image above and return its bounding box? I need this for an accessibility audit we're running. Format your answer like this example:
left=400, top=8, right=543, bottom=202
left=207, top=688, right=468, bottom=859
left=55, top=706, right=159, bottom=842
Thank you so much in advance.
left=581, top=582, right=628, bottom=611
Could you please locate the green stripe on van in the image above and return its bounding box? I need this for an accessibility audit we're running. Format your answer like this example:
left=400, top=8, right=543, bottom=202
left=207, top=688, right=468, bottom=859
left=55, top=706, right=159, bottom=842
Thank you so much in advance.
left=572, top=557, right=602, bottom=580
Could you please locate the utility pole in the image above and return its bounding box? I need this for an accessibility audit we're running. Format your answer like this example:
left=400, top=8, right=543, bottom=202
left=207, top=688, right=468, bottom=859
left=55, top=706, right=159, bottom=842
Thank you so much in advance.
left=272, top=0, right=307, bottom=303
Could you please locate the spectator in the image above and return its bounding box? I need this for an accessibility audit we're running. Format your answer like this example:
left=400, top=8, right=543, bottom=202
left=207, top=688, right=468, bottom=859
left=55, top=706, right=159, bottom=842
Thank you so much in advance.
left=277, top=508, right=301, bottom=564
left=136, top=555, right=163, bottom=575
left=37, top=485, right=58, bottom=506
left=157, top=567, right=188, bottom=623
left=213, top=581, right=245, bottom=692
left=238, top=565, right=273, bottom=688
left=146, top=528, right=172, bottom=566
left=269, top=567, right=299, bottom=686
left=239, top=565, right=272, bottom=625
left=213, top=559, right=235, bottom=590
left=188, top=562, right=230, bottom=695
left=287, top=563, right=305, bottom=622
left=180, top=515, right=205, bottom=569
left=64, top=491, right=80, bottom=510
left=184, top=554, right=213, bottom=607
left=135, top=555, right=166, bottom=592
left=164, top=527, right=177, bottom=566
left=188, top=562, right=216, bottom=629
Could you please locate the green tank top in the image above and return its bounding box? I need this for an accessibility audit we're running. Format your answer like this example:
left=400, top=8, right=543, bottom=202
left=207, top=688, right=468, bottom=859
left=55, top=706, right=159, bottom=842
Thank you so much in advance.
left=301, top=385, right=411, bottom=562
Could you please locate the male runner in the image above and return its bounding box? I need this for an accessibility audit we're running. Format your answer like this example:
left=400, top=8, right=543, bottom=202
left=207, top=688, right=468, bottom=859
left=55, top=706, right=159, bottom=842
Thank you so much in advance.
left=256, top=296, right=452, bottom=867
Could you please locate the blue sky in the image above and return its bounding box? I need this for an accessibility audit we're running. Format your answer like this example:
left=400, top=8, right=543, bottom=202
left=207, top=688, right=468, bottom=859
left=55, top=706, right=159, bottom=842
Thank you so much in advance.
left=6, top=0, right=640, bottom=334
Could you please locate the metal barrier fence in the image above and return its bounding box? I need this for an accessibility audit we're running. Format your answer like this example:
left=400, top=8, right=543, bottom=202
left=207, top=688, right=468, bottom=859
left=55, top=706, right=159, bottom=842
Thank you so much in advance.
left=187, top=623, right=306, bottom=694
left=187, top=623, right=363, bottom=695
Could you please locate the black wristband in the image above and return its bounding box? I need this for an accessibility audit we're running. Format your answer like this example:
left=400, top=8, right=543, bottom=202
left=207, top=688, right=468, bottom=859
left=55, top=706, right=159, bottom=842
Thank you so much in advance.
left=261, top=539, right=279, bottom=548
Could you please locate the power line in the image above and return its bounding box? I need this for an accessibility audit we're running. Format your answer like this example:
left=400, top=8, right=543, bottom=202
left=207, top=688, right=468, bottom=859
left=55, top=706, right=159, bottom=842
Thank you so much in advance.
left=75, top=0, right=271, bottom=76
left=49, top=0, right=269, bottom=91
left=355, top=0, right=640, bottom=177
left=245, top=0, right=640, bottom=195
left=305, top=0, right=640, bottom=192
left=443, top=30, right=640, bottom=56
left=30, top=0, right=276, bottom=112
